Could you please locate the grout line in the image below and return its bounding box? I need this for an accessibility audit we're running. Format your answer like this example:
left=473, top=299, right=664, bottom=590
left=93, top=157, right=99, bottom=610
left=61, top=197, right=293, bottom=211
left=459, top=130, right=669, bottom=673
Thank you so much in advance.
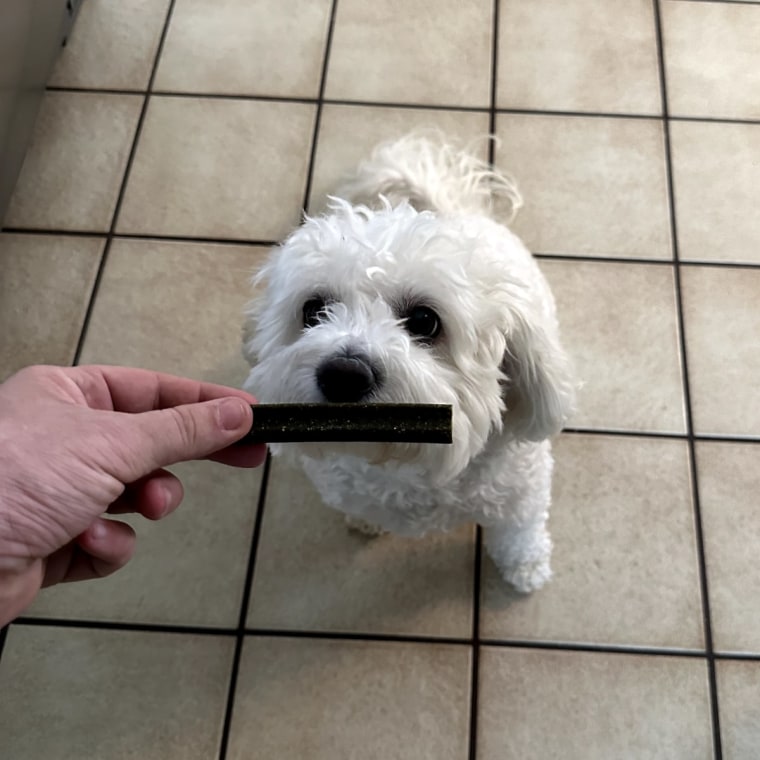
left=686, top=433, right=760, bottom=445
left=13, top=617, right=237, bottom=636
left=11, top=615, right=473, bottom=646
left=488, top=0, right=500, bottom=192
left=563, top=427, right=760, bottom=445
left=468, top=5, right=501, bottom=757
left=482, top=640, right=760, bottom=665
left=535, top=252, right=675, bottom=266
left=480, top=639, right=710, bottom=658
left=563, top=427, right=689, bottom=440
left=713, top=651, right=760, bottom=662
left=670, top=114, right=760, bottom=127
left=217, top=453, right=273, bottom=760
left=300, top=0, right=340, bottom=213
left=111, top=232, right=278, bottom=248
left=46, top=85, right=146, bottom=96
left=677, top=259, right=760, bottom=271
left=497, top=110, right=760, bottom=127
left=245, top=628, right=472, bottom=647
left=496, top=106, right=663, bottom=121
left=155, top=90, right=316, bottom=105
left=0, top=227, right=107, bottom=239
left=0, top=227, right=278, bottom=248
left=671, top=0, right=760, bottom=5
left=537, top=252, right=760, bottom=270
left=653, top=1, right=723, bottom=756
left=1, top=228, right=278, bottom=248
left=40, top=85, right=760, bottom=127
left=4, top=225, right=760, bottom=272
left=469, top=529, right=484, bottom=760
left=70, top=0, right=178, bottom=365
left=488, top=0, right=499, bottom=153
left=111, top=232, right=278, bottom=247
left=323, top=98, right=490, bottom=114
left=14, top=614, right=760, bottom=661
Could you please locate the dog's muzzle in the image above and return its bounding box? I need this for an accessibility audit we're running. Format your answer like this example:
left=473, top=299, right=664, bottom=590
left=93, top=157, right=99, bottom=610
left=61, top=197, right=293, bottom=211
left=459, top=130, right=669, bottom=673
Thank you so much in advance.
left=316, top=353, right=379, bottom=403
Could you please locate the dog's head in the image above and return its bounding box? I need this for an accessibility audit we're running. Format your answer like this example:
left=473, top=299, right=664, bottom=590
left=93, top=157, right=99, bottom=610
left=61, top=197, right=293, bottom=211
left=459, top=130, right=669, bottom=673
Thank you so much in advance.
left=243, top=200, right=574, bottom=483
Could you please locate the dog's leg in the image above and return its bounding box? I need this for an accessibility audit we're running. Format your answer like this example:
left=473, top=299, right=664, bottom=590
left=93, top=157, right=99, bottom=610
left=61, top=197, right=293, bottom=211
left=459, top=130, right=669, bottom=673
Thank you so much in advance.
left=344, top=514, right=386, bottom=537
left=483, top=511, right=552, bottom=593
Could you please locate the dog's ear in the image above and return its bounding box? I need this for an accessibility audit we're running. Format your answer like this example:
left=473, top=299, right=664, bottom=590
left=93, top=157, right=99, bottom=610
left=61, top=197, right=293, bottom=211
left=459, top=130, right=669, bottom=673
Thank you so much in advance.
left=501, top=309, right=575, bottom=441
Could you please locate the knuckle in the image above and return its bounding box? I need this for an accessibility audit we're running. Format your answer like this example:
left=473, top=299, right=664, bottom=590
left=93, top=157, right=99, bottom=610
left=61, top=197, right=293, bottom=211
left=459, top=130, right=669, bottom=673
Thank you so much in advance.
left=165, top=405, right=202, bottom=451
left=16, top=364, right=51, bottom=383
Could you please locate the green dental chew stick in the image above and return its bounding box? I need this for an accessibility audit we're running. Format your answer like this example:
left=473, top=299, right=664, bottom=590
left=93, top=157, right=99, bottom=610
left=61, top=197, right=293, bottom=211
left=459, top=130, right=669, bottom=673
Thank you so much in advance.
left=243, top=403, right=453, bottom=444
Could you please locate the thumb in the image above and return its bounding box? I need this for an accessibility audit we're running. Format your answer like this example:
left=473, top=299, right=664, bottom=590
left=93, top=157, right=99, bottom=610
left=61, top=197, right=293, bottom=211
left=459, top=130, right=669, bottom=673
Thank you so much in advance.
left=115, top=397, right=252, bottom=477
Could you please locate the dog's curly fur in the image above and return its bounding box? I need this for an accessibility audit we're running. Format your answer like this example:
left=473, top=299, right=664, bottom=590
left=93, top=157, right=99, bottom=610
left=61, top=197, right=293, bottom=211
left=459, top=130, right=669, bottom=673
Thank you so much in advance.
left=242, top=135, right=575, bottom=592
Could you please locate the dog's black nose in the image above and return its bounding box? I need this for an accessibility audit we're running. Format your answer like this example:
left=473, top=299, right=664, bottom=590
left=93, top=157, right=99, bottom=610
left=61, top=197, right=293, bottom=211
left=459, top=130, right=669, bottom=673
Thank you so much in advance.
left=316, top=354, right=378, bottom=403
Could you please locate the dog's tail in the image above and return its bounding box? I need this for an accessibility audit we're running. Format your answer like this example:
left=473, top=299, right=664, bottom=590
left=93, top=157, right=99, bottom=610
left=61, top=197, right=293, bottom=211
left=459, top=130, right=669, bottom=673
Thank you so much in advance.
left=334, top=132, right=522, bottom=222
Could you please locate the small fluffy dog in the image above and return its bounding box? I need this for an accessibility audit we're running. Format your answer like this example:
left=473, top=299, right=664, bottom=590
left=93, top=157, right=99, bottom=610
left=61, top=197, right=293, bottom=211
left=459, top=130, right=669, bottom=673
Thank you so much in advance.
left=242, top=135, right=574, bottom=592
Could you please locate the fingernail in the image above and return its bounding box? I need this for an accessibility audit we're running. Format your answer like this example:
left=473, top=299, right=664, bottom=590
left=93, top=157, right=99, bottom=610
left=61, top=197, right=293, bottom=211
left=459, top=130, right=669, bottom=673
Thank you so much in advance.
left=160, top=486, right=173, bottom=517
left=219, top=398, right=248, bottom=431
left=89, top=520, right=107, bottom=540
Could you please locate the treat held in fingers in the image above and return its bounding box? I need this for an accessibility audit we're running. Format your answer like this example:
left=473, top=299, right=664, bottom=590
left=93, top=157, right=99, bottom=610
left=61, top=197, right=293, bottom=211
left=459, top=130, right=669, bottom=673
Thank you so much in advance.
left=245, top=403, right=453, bottom=444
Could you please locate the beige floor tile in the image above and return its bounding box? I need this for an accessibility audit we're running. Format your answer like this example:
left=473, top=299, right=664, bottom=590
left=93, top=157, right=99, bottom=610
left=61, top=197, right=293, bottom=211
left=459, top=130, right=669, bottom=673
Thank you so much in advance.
left=0, top=233, right=103, bottom=380
left=495, top=114, right=671, bottom=258
left=325, top=0, right=492, bottom=107
left=49, top=0, right=170, bottom=90
left=541, top=260, right=686, bottom=433
left=27, top=458, right=262, bottom=626
left=671, top=121, right=760, bottom=265
left=4, top=92, right=142, bottom=231
left=308, top=104, right=491, bottom=211
left=481, top=435, right=704, bottom=649
left=78, top=238, right=266, bottom=387
left=697, top=442, right=760, bottom=654
left=478, top=647, right=713, bottom=760
left=681, top=266, right=760, bottom=437
left=0, top=626, right=233, bottom=760
left=155, top=0, right=332, bottom=97
left=662, top=1, right=760, bottom=120
left=117, top=97, right=315, bottom=240
left=248, top=459, right=474, bottom=637
left=717, top=660, right=760, bottom=759
left=497, top=0, right=660, bottom=115
left=227, top=636, right=471, bottom=760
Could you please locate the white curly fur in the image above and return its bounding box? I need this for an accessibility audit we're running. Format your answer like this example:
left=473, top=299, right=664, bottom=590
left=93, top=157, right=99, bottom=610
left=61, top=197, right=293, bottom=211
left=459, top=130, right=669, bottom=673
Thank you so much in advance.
left=242, top=135, right=574, bottom=593
left=336, top=133, right=523, bottom=222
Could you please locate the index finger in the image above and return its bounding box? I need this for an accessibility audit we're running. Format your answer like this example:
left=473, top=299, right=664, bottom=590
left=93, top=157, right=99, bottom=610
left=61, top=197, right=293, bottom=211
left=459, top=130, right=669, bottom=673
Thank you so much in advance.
left=67, top=365, right=257, bottom=413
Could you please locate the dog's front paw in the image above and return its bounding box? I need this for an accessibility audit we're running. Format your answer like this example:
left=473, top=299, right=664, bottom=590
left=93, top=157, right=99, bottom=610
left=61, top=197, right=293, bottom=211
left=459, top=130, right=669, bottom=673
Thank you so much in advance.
left=484, top=520, right=553, bottom=594
left=345, top=515, right=385, bottom=537
left=502, top=558, right=552, bottom=594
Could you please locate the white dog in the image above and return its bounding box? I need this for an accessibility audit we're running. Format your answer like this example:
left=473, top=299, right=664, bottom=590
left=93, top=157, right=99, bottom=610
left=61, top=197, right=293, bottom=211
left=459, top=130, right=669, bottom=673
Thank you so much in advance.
left=242, top=135, right=575, bottom=592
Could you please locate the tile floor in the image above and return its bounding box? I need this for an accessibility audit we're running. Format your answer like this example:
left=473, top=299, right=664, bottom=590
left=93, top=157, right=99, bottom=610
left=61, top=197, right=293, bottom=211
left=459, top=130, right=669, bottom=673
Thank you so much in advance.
left=1, top=0, right=759, bottom=757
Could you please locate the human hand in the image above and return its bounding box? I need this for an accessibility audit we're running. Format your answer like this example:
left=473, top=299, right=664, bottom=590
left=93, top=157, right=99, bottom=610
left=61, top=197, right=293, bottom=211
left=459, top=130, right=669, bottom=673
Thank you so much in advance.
left=0, top=365, right=267, bottom=625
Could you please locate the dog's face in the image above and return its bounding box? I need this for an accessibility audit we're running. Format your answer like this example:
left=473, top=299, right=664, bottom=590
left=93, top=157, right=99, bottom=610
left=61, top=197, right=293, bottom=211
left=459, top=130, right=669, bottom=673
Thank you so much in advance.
left=243, top=200, right=573, bottom=483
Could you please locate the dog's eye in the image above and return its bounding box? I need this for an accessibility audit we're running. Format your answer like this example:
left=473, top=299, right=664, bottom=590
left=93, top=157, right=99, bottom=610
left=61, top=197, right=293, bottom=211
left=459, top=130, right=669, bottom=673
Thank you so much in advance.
left=404, top=305, right=441, bottom=341
left=302, top=297, right=329, bottom=328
